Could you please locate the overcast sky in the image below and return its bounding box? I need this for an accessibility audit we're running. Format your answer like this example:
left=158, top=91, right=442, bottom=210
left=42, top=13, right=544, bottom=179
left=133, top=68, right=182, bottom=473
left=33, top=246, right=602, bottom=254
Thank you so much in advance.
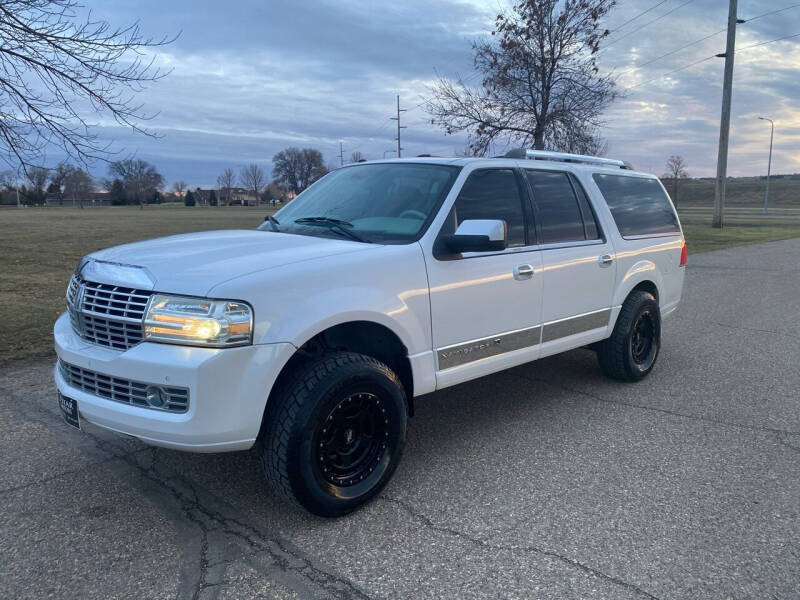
left=73, top=0, right=800, bottom=186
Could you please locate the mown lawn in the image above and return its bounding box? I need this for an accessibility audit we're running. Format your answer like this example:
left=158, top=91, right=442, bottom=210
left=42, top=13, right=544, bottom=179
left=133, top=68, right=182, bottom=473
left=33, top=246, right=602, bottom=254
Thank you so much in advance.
left=2, top=205, right=799, bottom=363
left=679, top=215, right=800, bottom=253
left=0, top=206, right=270, bottom=364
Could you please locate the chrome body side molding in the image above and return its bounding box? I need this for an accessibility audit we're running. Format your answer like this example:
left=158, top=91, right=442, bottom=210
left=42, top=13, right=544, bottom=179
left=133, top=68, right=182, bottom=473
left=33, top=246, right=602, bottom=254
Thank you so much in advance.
left=436, top=308, right=612, bottom=370
left=541, top=309, right=611, bottom=343
left=437, top=325, right=541, bottom=370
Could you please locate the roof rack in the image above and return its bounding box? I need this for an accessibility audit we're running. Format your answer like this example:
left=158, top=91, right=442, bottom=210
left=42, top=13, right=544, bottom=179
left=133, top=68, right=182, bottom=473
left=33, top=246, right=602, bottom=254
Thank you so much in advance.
left=503, top=148, right=632, bottom=170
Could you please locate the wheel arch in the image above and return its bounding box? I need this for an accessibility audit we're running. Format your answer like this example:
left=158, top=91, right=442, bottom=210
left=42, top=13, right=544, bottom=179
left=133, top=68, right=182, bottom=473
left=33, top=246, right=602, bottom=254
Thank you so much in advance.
left=614, top=260, right=662, bottom=307
left=261, top=319, right=416, bottom=441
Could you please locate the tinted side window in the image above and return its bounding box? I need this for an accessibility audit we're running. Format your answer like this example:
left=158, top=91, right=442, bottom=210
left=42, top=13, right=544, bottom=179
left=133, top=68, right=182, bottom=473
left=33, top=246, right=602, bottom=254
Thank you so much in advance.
left=452, top=169, right=525, bottom=247
left=593, top=174, right=680, bottom=237
left=526, top=170, right=585, bottom=244
left=571, top=175, right=600, bottom=240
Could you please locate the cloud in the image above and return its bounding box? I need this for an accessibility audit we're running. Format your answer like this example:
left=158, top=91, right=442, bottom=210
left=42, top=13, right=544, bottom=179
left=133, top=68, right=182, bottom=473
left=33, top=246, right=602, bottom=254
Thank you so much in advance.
left=68, top=0, right=800, bottom=185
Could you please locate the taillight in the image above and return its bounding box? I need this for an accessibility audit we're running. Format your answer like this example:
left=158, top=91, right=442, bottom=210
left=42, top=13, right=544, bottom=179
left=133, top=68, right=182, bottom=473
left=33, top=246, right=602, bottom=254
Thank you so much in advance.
left=679, top=242, right=687, bottom=267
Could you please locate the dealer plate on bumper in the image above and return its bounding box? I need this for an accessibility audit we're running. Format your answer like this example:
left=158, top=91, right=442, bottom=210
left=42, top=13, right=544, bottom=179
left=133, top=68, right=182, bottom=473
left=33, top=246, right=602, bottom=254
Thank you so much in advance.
left=58, top=394, right=81, bottom=430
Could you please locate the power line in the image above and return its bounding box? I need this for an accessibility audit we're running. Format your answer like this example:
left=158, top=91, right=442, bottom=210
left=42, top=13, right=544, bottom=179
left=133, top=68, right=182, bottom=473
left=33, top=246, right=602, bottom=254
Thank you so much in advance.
left=741, top=3, right=800, bottom=24
left=737, top=31, right=800, bottom=52
left=606, top=0, right=670, bottom=35
left=616, top=3, right=800, bottom=75
left=617, top=27, right=726, bottom=76
left=601, top=0, right=695, bottom=52
left=626, top=54, right=716, bottom=89
left=626, top=30, right=800, bottom=90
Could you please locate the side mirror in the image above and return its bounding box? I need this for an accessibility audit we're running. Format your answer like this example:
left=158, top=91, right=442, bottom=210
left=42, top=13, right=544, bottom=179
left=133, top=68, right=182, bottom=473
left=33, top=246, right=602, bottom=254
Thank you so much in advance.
left=442, top=219, right=508, bottom=253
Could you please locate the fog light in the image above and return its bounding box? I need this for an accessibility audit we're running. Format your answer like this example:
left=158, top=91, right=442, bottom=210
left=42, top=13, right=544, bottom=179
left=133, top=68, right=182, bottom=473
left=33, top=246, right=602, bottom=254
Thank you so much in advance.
left=145, top=386, right=167, bottom=408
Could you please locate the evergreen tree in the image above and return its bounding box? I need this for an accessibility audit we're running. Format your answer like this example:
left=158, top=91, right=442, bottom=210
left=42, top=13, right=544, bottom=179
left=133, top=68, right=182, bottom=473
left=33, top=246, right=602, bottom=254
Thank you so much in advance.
left=109, top=178, right=126, bottom=205
left=208, top=189, right=218, bottom=206
left=184, top=189, right=196, bottom=206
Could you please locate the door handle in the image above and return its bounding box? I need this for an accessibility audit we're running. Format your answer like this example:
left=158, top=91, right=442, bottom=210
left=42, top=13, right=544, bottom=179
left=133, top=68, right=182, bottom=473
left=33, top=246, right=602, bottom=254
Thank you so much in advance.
left=514, top=264, right=534, bottom=280
left=598, top=254, right=614, bottom=267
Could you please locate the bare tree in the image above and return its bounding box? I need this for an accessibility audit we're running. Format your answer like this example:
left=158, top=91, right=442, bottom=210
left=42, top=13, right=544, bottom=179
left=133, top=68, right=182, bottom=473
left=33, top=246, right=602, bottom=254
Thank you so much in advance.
left=0, top=0, right=176, bottom=172
left=25, top=166, right=49, bottom=204
left=425, top=0, right=617, bottom=155
left=63, top=167, right=93, bottom=208
left=350, top=151, right=365, bottom=163
left=272, top=147, right=328, bottom=195
left=663, top=155, right=689, bottom=205
left=239, top=164, right=265, bottom=204
left=0, top=170, right=15, bottom=189
left=172, top=180, right=187, bottom=195
left=107, top=159, right=163, bottom=207
left=216, top=168, right=235, bottom=204
left=47, top=163, right=73, bottom=204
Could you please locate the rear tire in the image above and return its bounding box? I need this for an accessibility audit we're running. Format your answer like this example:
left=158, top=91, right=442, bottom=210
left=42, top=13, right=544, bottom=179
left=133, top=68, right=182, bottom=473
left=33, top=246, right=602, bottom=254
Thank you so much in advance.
left=261, top=352, right=407, bottom=517
left=597, top=291, right=661, bottom=382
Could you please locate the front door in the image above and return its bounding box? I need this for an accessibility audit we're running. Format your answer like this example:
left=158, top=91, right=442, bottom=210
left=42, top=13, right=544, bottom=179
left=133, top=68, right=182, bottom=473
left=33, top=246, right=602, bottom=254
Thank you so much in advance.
left=426, top=168, right=543, bottom=388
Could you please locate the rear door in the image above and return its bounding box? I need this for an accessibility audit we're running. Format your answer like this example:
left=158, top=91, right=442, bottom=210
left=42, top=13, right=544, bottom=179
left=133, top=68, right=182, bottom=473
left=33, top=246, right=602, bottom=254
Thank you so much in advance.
left=426, top=167, right=543, bottom=388
left=524, top=169, right=616, bottom=355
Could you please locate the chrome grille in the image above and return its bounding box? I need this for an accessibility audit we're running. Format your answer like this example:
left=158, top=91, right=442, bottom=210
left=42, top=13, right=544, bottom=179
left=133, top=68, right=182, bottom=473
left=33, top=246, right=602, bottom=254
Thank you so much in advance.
left=81, top=280, right=151, bottom=320
left=58, top=360, right=189, bottom=413
left=81, top=314, right=144, bottom=350
left=67, top=275, right=153, bottom=350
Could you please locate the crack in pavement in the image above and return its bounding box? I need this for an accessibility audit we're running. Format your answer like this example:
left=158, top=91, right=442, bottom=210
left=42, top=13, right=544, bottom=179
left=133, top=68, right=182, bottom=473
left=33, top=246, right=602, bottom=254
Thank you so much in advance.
left=508, top=371, right=800, bottom=438
left=10, top=391, right=373, bottom=600
left=380, top=497, right=661, bottom=600
left=113, top=448, right=374, bottom=600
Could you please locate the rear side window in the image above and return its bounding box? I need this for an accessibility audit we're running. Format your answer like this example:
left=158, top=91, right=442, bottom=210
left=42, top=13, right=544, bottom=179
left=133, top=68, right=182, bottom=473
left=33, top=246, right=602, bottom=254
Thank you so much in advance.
left=593, top=174, right=680, bottom=237
left=450, top=169, right=526, bottom=247
left=526, top=170, right=599, bottom=244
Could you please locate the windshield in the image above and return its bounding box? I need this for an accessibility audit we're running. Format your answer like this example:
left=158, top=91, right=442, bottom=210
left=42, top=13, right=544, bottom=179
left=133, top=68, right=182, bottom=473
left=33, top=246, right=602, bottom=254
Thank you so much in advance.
left=259, top=163, right=461, bottom=243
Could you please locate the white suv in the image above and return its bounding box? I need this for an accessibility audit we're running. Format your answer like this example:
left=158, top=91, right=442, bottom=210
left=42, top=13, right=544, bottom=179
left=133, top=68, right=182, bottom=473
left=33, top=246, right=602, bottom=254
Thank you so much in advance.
left=54, top=149, right=686, bottom=516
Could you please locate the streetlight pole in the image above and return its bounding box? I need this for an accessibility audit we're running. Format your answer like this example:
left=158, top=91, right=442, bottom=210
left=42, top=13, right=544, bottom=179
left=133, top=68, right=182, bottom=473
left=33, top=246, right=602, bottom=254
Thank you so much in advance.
left=758, top=117, right=774, bottom=215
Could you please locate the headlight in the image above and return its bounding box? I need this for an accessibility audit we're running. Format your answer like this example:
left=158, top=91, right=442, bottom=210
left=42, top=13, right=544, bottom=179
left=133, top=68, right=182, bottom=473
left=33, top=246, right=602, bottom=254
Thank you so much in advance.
left=143, top=294, right=253, bottom=347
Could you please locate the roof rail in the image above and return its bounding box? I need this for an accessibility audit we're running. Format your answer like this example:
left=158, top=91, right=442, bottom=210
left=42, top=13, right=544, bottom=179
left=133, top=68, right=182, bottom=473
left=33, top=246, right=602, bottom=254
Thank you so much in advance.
left=503, top=148, right=632, bottom=170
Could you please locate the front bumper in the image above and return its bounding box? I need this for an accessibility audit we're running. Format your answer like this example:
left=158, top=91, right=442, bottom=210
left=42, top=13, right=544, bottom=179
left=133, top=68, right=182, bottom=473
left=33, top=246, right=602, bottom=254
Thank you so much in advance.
left=53, top=313, right=295, bottom=452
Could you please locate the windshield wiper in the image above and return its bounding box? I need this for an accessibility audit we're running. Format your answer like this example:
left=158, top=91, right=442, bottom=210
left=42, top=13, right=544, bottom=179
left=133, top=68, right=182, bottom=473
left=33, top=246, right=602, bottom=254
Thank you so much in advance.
left=294, top=217, right=369, bottom=243
left=263, top=215, right=281, bottom=232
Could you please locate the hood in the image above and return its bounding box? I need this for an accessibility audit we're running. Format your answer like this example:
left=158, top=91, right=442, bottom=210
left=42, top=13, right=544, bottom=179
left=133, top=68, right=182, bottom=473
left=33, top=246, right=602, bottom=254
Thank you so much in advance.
left=85, top=229, right=375, bottom=296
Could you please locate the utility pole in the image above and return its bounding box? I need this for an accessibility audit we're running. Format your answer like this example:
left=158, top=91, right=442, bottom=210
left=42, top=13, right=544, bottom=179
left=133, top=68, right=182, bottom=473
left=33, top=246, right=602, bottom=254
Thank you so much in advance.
left=390, top=95, right=407, bottom=158
left=339, top=142, right=345, bottom=167
left=712, top=0, right=742, bottom=229
left=758, top=116, right=774, bottom=214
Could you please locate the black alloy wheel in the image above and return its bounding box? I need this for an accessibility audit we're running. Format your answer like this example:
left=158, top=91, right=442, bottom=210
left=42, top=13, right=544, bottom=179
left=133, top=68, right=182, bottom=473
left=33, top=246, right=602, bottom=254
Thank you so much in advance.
left=630, top=310, right=657, bottom=368
left=597, top=290, right=661, bottom=381
left=316, top=392, right=389, bottom=487
left=262, top=352, right=407, bottom=517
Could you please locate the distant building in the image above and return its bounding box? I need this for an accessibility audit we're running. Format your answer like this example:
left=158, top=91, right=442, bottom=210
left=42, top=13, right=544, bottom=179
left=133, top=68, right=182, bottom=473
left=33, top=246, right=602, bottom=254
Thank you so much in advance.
left=217, top=187, right=258, bottom=206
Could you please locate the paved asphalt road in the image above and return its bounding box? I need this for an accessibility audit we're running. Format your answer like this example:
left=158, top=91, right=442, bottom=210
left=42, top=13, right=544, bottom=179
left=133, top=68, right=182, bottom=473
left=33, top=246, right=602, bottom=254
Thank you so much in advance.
left=2, top=238, right=799, bottom=600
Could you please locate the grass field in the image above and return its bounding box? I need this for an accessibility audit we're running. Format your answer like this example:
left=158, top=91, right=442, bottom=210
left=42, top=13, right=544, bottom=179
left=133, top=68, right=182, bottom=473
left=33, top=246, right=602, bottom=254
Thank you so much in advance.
left=0, top=206, right=270, bottom=365
left=669, top=176, right=800, bottom=207
left=2, top=204, right=800, bottom=364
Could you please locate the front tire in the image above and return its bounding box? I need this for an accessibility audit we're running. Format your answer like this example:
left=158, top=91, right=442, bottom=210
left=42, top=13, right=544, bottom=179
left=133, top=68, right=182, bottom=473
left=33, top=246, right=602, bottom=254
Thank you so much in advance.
left=597, top=291, right=661, bottom=382
left=262, top=352, right=407, bottom=517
